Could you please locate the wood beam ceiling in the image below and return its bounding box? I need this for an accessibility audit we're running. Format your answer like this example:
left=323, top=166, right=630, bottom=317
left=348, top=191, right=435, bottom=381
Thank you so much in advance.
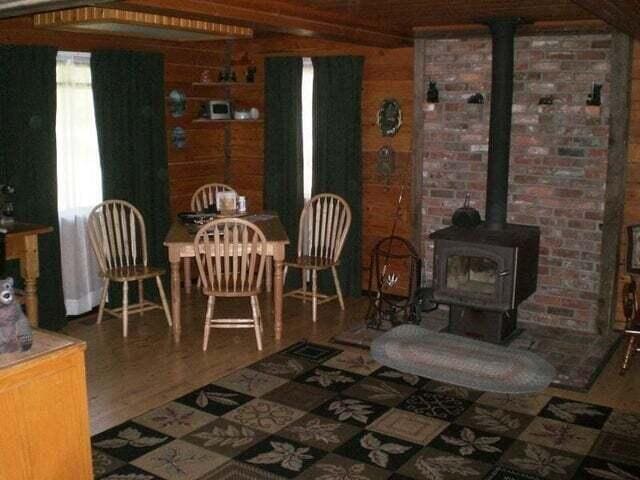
left=118, top=0, right=412, bottom=47
left=414, top=19, right=611, bottom=38
left=571, top=0, right=640, bottom=39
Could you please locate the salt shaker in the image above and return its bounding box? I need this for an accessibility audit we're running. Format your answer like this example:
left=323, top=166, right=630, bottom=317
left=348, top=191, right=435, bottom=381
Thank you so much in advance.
left=238, top=196, right=247, bottom=213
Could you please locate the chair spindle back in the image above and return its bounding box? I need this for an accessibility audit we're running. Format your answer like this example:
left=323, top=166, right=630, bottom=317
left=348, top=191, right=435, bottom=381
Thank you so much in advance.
left=191, top=183, right=236, bottom=212
left=298, top=193, right=352, bottom=263
left=194, top=219, right=267, bottom=294
left=88, top=200, right=149, bottom=274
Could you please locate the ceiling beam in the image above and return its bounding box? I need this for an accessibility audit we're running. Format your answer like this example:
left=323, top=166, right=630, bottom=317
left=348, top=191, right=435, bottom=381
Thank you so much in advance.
left=0, top=0, right=112, bottom=19
left=414, top=19, right=611, bottom=38
left=117, top=0, right=412, bottom=47
left=413, top=20, right=612, bottom=38
left=570, top=0, right=640, bottom=39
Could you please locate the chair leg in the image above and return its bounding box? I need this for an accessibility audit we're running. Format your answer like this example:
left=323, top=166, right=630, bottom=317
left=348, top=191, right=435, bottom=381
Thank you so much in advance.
left=302, top=268, right=307, bottom=303
left=312, top=269, right=318, bottom=323
left=138, top=279, right=144, bottom=316
left=156, top=276, right=173, bottom=326
left=203, top=296, right=215, bottom=351
left=97, top=279, right=109, bottom=324
left=331, top=266, right=345, bottom=310
left=254, top=295, right=264, bottom=333
left=251, top=296, right=263, bottom=351
left=621, top=334, right=637, bottom=374
left=122, top=281, right=129, bottom=338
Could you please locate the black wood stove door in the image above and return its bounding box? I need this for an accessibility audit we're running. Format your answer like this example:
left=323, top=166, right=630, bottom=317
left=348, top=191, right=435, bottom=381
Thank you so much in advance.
left=432, top=241, right=517, bottom=312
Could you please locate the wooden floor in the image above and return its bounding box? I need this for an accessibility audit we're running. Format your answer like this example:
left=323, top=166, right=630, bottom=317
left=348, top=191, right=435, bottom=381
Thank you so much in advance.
left=62, top=291, right=640, bottom=435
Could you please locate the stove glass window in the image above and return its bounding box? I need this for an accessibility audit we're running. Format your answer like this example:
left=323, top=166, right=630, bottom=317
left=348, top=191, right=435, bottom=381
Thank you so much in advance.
left=446, top=255, right=497, bottom=294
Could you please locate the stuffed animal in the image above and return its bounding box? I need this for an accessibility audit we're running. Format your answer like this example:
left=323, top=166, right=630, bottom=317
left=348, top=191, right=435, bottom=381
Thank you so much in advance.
left=0, top=277, right=33, bottom=353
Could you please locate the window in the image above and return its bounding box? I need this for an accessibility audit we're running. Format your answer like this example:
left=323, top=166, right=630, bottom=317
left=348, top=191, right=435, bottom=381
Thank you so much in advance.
left=301, top=57, right=314, bottom=200
left=56, top=51, right=103, bottom=316
left=56, top=51, right=102, bottom=212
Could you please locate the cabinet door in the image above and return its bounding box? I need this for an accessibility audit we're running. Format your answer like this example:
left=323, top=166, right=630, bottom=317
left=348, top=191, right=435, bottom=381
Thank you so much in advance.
left=0, top=348, right=93, bottom=480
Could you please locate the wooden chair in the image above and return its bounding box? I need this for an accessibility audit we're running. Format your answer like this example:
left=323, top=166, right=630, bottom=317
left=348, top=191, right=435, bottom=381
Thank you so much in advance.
left=283, top=193, right=352, bottom=322
left=621, top=224, right=640, bottom=374
left=621, top=276, right=640, bottom=374
left=190, top=182, right=236, bottom=212
left=193, top=218, right=267, bottom=351
left=186, top=183, right=237, bottom=291
left=87, top=200, right=172, bottom=337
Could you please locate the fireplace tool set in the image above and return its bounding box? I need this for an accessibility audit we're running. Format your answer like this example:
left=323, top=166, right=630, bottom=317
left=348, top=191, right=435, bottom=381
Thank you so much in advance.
left=365, top=184, right=436, bottom=329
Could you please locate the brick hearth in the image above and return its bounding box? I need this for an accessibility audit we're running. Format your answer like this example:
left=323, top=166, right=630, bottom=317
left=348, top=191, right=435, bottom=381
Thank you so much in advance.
left=420, top=34, right=612, bottom=331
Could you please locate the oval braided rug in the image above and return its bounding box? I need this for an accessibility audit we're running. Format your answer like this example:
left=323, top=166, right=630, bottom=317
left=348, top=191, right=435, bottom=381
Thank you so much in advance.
left=371, top=324, right=556, bottom=394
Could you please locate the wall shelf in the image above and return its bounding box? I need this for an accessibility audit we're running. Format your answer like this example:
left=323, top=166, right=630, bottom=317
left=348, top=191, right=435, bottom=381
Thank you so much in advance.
left=192, top=118, right=263, bottom=123
left=192, top=82, right=262, bottom=87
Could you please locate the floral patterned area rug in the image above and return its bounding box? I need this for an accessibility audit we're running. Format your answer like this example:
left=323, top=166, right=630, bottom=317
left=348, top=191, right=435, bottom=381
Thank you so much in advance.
left=92, top=341, right=640, bottom=480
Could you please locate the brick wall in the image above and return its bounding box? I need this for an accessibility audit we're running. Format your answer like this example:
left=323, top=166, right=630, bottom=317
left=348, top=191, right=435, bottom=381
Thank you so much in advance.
left=421, top=34, right=612, bottom=331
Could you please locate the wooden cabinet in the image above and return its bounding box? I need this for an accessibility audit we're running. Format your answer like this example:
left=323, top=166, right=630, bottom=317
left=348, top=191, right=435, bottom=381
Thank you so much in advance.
left=0, top=331, right=93, bottom=480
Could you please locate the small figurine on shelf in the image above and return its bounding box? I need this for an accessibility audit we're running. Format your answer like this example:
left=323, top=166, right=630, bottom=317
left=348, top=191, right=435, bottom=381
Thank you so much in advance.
left=200, top=69, right=211, bottom=84
left=246, top=66, right=257, bottom=83
left=587, top=82, right=602, bottom=106
left=467, top=93, right=484, bottom=104
left=218, top=69, right=227, bottom=82
left=538, top=95, right=554, bottom=105
left=198, top=103, right=208, bottom=119
left=426, top=80, right=439, bottom=103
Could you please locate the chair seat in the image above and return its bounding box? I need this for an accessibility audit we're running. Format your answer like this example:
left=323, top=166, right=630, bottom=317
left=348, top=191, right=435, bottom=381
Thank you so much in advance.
left=202, top=288, right=262, bottom=297
left=102, top=265, right=165, bottom=282
left=284, top=255, right=339, bottom=270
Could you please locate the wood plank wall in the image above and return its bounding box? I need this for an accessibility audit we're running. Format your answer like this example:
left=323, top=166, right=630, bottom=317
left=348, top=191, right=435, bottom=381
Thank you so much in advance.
left=0, top=20, right=414, bottom=291
left=230, top=35, right=414, bottom=290
left=0, top=16, right=229, bottom=218
left=618, top=40, right=640, bottom=329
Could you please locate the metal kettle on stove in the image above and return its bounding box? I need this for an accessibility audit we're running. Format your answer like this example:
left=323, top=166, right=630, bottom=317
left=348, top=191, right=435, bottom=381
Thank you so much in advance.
left=451, top=193, right=482, bottom=228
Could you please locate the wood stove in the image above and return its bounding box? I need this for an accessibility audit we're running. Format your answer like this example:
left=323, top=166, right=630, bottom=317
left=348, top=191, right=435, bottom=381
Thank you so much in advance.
left=428, top=18, right=541, bottom=343
left=430, top=224, right=540, bottom=343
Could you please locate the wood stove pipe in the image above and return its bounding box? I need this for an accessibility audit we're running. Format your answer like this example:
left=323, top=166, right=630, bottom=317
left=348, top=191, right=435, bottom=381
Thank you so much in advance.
left=485, top=19, right=519, bottom=230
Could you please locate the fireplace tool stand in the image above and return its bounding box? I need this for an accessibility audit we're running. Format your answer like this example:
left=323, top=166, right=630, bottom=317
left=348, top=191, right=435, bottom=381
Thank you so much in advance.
left=365, top=236, right=427, bottom=329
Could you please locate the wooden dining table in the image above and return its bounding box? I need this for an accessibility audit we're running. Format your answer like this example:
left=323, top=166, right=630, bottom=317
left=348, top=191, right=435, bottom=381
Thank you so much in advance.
left=164, top=213, right=289, bottom=342
left=3, top=222, right=53, bottom=327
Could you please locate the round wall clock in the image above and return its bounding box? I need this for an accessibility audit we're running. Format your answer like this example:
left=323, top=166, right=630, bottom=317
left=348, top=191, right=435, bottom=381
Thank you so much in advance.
left=377, top=98, right=402, bottom=137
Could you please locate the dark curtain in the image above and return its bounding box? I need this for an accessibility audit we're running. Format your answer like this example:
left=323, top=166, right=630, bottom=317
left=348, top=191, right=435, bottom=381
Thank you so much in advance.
left=0, top=45, right=66, bottom=330
left=264, top=57, right=304, bottom=267
left=91, top=50, right=170, bottom=302
left=312, top=56, right=363, bottom=297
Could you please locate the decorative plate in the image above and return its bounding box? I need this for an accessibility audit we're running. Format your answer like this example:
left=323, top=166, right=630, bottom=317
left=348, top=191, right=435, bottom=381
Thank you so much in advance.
left=171, top=126, right=186, bottom=149
left=168, top=89, right=187, bottom=117
left=376, top=145, right=396, bottom=183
